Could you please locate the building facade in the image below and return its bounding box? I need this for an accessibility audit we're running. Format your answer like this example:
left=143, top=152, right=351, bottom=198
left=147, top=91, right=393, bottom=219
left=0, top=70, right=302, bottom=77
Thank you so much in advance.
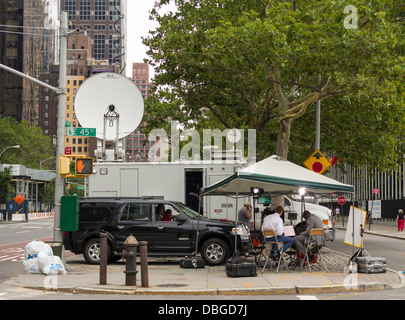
left=126, top=62, right=153, bottom=162
left=61, top=0, right=127, bottom=71
left=0, top=0, right=58, bottom=124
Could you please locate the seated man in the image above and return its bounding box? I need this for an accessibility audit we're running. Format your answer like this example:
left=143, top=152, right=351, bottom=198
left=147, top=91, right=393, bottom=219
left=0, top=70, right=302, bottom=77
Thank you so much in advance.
left=294, top=210, right=325, bottom=262
left=261, top=208, right=294, bottom=260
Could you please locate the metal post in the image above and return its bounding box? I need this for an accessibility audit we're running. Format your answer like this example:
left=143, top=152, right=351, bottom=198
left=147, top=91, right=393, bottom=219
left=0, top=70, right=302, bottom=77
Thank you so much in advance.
left=53, top=10, right=68, bottom=246
left=99, top=233, right=108, bottom=285
left=139, top=241, right=149, bottom=287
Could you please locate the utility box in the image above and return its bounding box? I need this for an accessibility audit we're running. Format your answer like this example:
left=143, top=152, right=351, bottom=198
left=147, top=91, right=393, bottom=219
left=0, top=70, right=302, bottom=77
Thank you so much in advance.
left=61, top=195, right=79, bottom=231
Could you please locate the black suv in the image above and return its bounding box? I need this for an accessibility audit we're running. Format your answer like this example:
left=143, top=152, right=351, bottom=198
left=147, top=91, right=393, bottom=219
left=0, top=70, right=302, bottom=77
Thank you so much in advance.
left=63, top=197, right=251, bottom=266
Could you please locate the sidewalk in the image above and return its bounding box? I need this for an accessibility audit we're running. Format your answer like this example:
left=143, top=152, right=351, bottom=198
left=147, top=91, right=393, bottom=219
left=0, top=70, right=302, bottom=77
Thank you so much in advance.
left=6, top=222, right=405, bottom=296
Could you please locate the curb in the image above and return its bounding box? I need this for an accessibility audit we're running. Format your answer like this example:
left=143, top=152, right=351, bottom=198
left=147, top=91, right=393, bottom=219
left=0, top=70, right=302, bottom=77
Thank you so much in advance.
left=20, top=280, right=394, bottom=296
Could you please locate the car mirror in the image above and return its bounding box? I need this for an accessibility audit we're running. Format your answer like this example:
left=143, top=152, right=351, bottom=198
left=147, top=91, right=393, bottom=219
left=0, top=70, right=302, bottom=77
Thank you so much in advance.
left=176, top=215, right=187, bottom=224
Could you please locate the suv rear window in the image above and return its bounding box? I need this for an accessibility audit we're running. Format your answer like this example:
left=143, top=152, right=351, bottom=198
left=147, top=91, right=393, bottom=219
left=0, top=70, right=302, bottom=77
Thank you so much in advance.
left=120, top=203, right=152, bottom=221
left=80, top=202, right=116, bottom=222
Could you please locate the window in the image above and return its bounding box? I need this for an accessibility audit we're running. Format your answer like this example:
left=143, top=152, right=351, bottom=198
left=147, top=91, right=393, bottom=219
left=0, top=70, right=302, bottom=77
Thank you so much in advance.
left=65, top=0, right=76, bottom=20
left=94, top=34, right=106, bottom=60
left=155, top=203, right=182, bottom=222
left=95, top=0, right=106, bottom=20
left=79, top=0, right=91, bottom=21
left=79, top=202, right=116, bottom=222
left=120, top=203, right=151, bottom=221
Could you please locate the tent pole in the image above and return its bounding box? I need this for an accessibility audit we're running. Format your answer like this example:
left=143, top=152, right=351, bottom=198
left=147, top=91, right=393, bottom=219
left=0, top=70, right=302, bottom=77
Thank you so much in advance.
left=235, top=179, right=239, bottom=253
left=352, top=193, right=355, bottom=256
left=194, top=193, right=201, bottom=267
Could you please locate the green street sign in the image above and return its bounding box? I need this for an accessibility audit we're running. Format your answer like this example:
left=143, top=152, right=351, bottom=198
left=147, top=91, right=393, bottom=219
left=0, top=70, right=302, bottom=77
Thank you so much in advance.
left=67, top=128, right=96, bottom=137
left=65, top=120, right=71, bottom=127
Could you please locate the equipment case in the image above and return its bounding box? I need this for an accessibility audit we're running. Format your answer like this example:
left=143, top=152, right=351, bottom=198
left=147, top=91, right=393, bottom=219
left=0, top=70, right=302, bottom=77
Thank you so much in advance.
left=180, top=258, right=205, bottom=269
left=355, top=256, right=386, bottom=274
left=225, top=262, right=257, bottom=277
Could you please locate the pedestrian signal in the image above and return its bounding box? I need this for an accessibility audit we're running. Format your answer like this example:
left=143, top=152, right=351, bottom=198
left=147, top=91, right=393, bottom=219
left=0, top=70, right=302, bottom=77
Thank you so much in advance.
left=59, top=157, right=70, bottom=175
left=75, top=158, right=93, bottom=175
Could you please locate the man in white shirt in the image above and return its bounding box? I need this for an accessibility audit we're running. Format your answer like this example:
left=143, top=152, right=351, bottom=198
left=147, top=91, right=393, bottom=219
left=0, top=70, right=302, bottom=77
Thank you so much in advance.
left=261, top=207, right=294, bottom=259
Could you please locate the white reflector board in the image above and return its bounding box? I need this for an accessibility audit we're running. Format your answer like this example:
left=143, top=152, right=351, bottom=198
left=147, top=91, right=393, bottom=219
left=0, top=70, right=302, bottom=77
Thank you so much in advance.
left=344, top=206, right=367, bottom=248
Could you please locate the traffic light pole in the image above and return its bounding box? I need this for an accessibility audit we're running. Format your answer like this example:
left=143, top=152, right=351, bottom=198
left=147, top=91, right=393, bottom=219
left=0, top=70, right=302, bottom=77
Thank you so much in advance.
left=0, top=11, right=69, bottom=259
left=53, top=10, right=68, bottom=245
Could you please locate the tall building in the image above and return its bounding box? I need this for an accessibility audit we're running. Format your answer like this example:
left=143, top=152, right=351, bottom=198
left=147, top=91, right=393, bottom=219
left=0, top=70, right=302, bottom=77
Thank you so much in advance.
left=0, top=0, right=58, bottom=124
left=61, top=0, right=127, bottom=72
left=126, top=62, right=153, bottom=162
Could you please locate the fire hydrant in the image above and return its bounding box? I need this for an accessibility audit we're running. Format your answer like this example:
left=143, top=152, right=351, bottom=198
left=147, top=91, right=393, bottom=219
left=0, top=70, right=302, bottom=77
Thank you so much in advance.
left=122, top=234, right=139, bottom=286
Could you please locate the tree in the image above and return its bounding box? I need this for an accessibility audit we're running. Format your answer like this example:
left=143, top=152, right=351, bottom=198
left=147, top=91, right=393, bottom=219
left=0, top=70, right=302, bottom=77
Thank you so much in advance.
left=0, top=116, right=54, bottom=168
left=144, top=0, right=404, bottom=168
left=0, top=168, right=13, bottom=204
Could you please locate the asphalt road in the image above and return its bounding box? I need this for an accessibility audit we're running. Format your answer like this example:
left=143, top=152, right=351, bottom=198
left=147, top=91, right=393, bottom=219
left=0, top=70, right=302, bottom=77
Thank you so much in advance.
left=0, top=220, right=404, bottom=301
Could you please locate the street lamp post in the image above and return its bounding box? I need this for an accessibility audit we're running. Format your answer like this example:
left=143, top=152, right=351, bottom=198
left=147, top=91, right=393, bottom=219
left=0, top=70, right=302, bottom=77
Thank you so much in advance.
left=0, top=145, right=20, bottom=158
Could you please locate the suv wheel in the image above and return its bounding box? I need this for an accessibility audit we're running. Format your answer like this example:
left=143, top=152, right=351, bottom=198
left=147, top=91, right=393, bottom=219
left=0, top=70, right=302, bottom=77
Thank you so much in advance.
left=200, top=238, right=229, bottom=266
left=83, top=238, right=111, bottom=264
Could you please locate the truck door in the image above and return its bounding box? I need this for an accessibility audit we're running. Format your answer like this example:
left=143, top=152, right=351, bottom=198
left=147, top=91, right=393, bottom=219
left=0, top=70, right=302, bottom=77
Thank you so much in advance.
left=114, top=202, right=155, bottom=252
left=185, top=168, right=204, bottom=213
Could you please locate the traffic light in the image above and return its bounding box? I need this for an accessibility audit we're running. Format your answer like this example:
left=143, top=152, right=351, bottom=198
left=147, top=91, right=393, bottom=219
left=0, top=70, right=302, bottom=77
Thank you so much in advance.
left=75, top=158, right=93, bottom=175
left=59, top=156, right=71, bottom=175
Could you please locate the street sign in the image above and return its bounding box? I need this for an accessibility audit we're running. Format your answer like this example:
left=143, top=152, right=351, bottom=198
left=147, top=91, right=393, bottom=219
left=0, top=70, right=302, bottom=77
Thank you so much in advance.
left=14, top=194, right=25, bottom=205
left=303, top=149, right=331, bottom=174
left=67, top=127, right=96, bottom=137
left=65, top=120, right=71, bottom=127
left=337, top=196, right=346, bottom=205
left=64, top=147, right=72, bottom=155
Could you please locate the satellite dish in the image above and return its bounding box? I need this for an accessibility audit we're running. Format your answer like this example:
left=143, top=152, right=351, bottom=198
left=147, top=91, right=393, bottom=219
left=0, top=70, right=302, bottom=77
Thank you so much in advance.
left=74, top=73, right=144, bottom=140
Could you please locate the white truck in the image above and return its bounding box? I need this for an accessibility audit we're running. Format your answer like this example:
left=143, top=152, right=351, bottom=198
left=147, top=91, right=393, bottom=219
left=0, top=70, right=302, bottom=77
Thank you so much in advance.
left=86, top=160, right=335, bottom=239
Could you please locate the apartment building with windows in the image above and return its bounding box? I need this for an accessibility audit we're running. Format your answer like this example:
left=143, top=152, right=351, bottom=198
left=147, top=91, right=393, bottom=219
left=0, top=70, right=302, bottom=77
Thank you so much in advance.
left=126, top=63, right=153, bottom=162
left=61, top=0, right=127, bottom=69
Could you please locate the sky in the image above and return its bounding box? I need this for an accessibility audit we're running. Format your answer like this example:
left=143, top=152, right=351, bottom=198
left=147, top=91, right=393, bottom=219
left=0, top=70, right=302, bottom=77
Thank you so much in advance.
left=126, top=1, right=176, bottom=79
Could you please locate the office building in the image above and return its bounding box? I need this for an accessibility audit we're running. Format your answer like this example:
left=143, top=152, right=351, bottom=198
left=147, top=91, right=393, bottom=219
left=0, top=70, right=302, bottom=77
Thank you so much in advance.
left=127, top=62, right=153, bottom=162
left=61, top=0, right=127, bottom=71
left=0, top=0, right=58, bottom=124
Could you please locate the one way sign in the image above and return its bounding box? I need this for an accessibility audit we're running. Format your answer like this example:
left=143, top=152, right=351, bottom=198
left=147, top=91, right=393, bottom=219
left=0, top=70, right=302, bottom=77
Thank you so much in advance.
left=303, top=149, right=331, bottom=174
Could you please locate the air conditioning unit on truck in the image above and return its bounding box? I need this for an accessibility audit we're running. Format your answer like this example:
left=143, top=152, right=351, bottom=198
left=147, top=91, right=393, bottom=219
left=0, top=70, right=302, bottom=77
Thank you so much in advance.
left=86, top=159, right=335, bottom=241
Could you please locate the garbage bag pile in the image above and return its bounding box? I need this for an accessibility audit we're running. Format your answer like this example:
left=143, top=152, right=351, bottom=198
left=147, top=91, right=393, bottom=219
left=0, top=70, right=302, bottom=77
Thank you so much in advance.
left=23, top=240, right=66, bottom=275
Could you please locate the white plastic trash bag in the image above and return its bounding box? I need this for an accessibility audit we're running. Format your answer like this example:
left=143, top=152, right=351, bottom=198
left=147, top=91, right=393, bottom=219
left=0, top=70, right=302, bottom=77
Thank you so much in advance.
left=38, top=251, right=66, bottom=275
left=24, top=240, right=53, bottom=260
left=23, top=258, right=41, bottom=274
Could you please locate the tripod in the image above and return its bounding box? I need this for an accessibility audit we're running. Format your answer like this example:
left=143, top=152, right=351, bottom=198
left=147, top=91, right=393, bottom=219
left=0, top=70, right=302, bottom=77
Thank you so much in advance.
left=351, top=224, right=370, bottom=260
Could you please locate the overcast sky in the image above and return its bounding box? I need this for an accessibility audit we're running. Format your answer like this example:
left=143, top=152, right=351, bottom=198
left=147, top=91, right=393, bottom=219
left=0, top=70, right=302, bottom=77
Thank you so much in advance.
left=126, top=1, right=176, bottom=79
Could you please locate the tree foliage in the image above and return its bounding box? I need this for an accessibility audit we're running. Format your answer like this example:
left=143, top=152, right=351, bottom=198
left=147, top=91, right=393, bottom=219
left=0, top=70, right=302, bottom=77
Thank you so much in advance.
left=0, top=116, right=54, bottom=168
left=144, top=0, right=404, bottom=169
left=0, top=168, right=13, bottom=204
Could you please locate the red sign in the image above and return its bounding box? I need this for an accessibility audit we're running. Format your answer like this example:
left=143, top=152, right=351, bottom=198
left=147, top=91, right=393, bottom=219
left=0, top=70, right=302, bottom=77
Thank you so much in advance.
left=65, top=147, right=72, bottom=155
left=373, top=189, right=380, bottom=194
left=337, top=196, right=346, bottom=205
left=14, top=194, right=25, bottom=205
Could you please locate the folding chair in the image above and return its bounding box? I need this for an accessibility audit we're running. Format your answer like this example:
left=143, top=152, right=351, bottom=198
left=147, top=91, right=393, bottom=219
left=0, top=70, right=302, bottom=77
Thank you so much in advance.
left=261, top=229, right=289, bottom=273
left=299, top=228, right=328, bottom=272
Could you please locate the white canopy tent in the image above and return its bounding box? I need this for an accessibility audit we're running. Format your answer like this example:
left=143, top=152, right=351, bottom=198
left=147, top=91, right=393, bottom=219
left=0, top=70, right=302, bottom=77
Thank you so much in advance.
left=200, top=155, right=355, bottom=197
left=198, top=155, right=355, bottom=256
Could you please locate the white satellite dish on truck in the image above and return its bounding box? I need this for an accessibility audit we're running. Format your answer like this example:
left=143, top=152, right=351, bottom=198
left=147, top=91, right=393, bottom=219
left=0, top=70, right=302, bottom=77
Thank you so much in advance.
left=74, top=73, right=144, bottom=161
